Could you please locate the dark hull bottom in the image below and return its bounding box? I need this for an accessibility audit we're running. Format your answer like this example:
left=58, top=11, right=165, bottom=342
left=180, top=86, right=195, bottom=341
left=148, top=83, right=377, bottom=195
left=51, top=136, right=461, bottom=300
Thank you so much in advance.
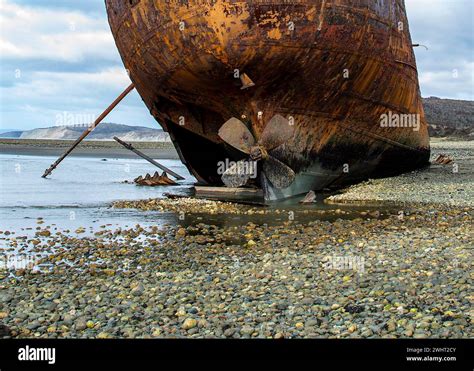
left=262, top=148, right=429, bottom=201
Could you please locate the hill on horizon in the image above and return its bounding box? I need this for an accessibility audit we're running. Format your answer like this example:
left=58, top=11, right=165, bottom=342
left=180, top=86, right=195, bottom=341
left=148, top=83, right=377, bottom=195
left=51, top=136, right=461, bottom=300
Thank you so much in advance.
left=423, top=97, right=473, bottom=138
left=0, top=123, right=171, bottom=142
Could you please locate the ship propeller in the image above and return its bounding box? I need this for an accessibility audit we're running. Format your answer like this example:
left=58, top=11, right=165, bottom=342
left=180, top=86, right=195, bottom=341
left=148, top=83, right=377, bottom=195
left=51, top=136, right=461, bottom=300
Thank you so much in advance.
left=218, top=114, right=295, bottom=189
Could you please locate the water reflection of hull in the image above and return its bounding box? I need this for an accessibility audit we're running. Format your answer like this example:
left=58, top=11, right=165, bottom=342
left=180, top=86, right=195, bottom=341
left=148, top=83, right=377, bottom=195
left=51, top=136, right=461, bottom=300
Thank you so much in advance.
left=106, top=0, right=430, bottom=201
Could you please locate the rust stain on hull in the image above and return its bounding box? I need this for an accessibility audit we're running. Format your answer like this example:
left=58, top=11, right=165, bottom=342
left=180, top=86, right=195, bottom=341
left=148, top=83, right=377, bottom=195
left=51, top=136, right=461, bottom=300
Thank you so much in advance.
left=105, top=0, right=430, bottom=199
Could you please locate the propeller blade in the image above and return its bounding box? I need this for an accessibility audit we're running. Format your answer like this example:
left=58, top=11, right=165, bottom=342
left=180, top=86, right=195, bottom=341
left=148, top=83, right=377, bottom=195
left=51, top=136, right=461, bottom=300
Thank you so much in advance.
left=263, top=156, right=296, bottom=189
left=221, top=160, right=253, bottom=188
left=218, top=117, right=255, bottom=154
left=259, top=114, right=294, bottom=151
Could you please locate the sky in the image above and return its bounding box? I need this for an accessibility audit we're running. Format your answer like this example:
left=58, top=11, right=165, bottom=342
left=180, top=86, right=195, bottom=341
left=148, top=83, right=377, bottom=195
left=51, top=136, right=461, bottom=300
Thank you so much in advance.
left=0, top=0, right=473, bottom=131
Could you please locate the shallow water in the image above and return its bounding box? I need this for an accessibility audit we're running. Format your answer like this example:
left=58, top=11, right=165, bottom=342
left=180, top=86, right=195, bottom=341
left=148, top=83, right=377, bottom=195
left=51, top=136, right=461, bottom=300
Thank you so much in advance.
left=0, top=154, right=195, bottom=237
left=0, top=154, right=402, bottom=243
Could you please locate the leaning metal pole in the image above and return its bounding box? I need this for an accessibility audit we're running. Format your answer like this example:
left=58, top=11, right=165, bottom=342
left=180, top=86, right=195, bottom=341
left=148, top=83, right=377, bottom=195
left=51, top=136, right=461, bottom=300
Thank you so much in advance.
left=113, top=136, right=185, bottom=180
left=41, top=83, right=135, bottom=178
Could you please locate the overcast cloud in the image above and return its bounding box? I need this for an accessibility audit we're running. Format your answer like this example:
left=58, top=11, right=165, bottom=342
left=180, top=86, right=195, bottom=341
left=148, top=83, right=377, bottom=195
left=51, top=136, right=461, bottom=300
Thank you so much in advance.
left=0, top=0, right=473, bottom=130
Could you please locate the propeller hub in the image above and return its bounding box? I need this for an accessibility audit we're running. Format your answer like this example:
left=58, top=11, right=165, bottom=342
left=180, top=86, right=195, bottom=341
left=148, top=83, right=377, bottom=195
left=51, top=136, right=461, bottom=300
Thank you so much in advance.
left=249, top=145, right=268, bottom=161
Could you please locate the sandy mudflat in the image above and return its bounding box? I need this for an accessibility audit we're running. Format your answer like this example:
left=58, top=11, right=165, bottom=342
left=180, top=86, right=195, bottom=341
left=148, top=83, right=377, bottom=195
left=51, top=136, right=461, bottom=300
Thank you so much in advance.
left=0, top=139, right=179, bottom=160
left=328, top=139, right=474, bottom=207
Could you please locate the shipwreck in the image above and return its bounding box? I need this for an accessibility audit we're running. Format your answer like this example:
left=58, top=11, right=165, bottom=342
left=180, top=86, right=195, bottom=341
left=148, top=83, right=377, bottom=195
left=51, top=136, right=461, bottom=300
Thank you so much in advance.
left=105, top=0, right=430, bottom=201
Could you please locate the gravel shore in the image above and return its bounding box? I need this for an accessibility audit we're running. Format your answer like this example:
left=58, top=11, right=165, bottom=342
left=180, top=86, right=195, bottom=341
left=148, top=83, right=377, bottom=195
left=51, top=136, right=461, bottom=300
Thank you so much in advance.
left=328, top=140, right=474, bottom=207
left=1, top=203, right=472, bottom=339
left=1, top=139, right=472, bottom=339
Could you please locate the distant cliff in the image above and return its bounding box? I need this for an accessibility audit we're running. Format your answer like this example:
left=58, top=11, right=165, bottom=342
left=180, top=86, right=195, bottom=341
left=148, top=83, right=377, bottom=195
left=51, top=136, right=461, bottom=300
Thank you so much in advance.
left=0, top=123, right=171, bottom=142
left=423, top=97, right=473, bottom=138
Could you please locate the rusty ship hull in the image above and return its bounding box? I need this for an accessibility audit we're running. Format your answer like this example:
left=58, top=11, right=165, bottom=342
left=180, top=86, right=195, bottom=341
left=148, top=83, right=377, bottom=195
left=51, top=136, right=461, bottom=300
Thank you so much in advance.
left=105, top=0, right=430, bottom=201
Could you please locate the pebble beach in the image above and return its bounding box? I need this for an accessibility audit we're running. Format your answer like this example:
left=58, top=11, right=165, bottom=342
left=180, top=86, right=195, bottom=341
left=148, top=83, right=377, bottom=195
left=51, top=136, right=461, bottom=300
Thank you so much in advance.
left=328, top=140, right=474, bottom=207
left=0, top=140, right=472, bottom=339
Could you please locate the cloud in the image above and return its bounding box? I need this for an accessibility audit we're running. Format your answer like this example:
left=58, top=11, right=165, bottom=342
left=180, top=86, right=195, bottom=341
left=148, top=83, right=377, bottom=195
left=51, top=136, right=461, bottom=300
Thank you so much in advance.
left=11, top=0, right=105, bottom=14
left=418, top=61, right=474, bottom=100
left=3, top=67, right=131, bottom=105
left=406, top=0, right=474, bottom=100
left=0, top=67, right=152, bottom=127
left=0, top=0, right=117, bottom=63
